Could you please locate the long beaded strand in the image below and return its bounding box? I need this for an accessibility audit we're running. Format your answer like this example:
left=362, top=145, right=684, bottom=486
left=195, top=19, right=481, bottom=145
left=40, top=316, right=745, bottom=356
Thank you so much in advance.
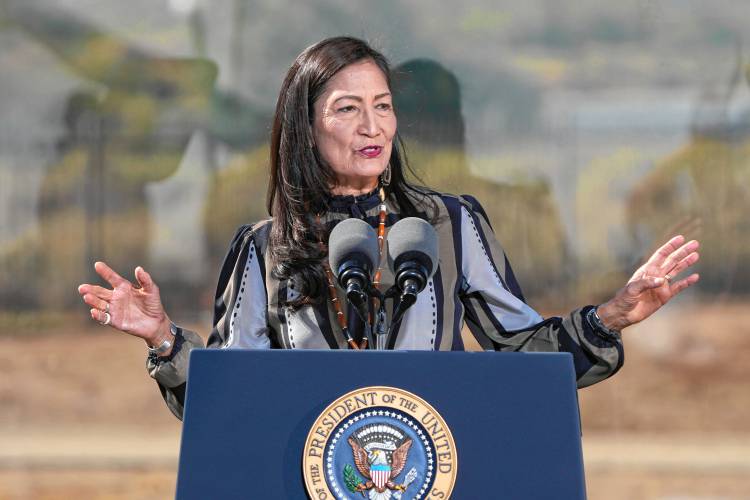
left=372, top=186, right=387, bottom=288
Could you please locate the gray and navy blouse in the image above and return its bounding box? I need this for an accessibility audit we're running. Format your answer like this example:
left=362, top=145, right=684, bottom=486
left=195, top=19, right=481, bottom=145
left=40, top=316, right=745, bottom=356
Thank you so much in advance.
left=149, top=190, right=623, bottom=419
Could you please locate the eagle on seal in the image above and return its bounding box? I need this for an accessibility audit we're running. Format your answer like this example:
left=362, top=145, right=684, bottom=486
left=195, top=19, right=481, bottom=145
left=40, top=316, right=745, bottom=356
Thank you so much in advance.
left=348, top=436, right=413, bottom=498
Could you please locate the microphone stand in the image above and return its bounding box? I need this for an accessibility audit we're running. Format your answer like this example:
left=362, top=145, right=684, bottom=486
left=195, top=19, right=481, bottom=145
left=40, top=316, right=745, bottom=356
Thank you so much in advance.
left=366, top=285, right=387, bottom=350
left=347, top=284, right=388, bottom=350
left=368, top=280, right=424, bottom=350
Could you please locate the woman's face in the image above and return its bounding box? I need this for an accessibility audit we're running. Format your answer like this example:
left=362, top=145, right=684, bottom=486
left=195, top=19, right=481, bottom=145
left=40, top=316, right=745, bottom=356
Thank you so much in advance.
left=313, top=59, right=397, bottom=195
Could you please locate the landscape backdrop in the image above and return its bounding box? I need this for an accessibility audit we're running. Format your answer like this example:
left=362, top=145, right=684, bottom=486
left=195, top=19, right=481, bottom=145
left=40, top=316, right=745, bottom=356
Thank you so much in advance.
left=1, top=1, right=749, bottom=498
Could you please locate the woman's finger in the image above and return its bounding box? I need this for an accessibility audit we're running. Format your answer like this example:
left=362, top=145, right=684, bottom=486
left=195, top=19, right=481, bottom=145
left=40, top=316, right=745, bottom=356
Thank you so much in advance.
left=77, top=284, right=113, bottom=301
left=646, top=235, right=685, bottom=268
left=660, top=240, right=700, bottom=275
left=626, top=276, right=666, bottom=297
left=134, top=266, right=157, bottom=293
left=669, top=273, right=700, bottom=295
left=89, top=308, right=113, bottom=326
left=82, top=293, right=109, bottom=312
left=663, top=251, right=700, bottom=281
left=94, top=261, right=128, bottom=288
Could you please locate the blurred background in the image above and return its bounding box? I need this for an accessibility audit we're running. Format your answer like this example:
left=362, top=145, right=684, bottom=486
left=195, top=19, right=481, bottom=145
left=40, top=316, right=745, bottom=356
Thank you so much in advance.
left=1, top=0, right=749, bottom=498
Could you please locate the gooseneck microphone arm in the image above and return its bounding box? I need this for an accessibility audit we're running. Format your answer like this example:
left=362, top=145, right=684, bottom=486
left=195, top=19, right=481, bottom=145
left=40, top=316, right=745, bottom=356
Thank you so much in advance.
left=386, top=262, right=430, bottom=340
left=336, top=255, right=376, bottom=348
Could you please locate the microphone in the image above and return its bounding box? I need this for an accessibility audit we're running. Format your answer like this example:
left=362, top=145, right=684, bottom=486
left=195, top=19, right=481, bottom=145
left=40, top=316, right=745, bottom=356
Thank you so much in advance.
left=386, top=217, right=439, bottom=313
left=328, top=218, right=380, bottom=313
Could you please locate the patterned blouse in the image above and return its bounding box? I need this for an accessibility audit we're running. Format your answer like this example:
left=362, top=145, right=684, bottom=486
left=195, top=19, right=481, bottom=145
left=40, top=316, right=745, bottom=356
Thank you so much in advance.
left=148, top=189, right=623, bottom=419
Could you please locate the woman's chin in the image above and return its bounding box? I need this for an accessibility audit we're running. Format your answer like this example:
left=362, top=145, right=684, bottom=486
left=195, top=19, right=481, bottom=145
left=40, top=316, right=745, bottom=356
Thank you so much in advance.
left=335, top=166, right=386, bottom=185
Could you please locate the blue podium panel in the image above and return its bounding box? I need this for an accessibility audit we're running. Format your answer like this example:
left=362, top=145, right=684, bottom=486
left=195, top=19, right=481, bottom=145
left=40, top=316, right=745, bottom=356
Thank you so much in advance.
left=176, top=350, right=585, bottom=500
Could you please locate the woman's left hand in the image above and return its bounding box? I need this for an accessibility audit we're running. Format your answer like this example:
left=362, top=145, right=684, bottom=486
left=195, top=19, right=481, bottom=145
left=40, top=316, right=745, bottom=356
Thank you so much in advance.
left=596, top=235, right=700, bottom=331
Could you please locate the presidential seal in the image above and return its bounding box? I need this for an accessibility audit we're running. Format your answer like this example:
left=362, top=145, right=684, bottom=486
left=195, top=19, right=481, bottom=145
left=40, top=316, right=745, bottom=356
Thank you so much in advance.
left=303, top=386, right=457, bottom=500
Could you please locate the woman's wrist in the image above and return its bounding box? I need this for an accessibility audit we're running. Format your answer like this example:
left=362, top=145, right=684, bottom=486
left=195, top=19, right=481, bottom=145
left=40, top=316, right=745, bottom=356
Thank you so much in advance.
left=594, top=302, right=627, bottom=332
left=145, top=316, right=174, bottom=356
left=583, top=305, right=622, bottom=343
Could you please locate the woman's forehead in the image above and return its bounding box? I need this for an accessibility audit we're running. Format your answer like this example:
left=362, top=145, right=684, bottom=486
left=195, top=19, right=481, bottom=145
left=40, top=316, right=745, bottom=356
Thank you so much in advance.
left=320, top=60, right=390, bottom=101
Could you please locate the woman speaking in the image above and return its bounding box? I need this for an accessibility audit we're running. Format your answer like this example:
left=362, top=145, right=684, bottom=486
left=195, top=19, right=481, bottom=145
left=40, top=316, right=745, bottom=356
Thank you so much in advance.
left=77, top=37, right=700, bottom=419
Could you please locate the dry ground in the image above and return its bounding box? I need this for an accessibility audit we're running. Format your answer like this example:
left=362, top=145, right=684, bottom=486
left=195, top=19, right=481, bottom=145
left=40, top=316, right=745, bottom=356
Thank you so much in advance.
left=1, top=300, right=749, bottom=499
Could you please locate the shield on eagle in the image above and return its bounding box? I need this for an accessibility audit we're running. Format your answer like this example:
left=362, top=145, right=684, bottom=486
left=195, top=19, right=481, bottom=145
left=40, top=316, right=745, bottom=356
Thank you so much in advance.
left=370, top=460, right=390, bottom=490
left=347, top=423, right=413, bottom=494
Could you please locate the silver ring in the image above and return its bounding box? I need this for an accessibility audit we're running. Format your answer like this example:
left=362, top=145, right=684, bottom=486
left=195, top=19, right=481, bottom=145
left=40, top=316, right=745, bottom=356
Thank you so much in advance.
left=99, top=311, right=111, bottom=326
left=104, top=302, right=110, bottom=314
left=664, top=274, right=673, bottom=283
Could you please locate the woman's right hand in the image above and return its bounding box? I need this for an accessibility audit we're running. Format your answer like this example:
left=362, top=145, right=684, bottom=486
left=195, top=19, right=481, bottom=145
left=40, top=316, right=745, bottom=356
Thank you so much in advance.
left=78, top=262, right=171, bottom=349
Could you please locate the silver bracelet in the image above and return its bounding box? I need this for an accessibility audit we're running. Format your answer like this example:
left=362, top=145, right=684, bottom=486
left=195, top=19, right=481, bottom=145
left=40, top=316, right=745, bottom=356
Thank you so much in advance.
left=148, top=322, right=178, bottom=355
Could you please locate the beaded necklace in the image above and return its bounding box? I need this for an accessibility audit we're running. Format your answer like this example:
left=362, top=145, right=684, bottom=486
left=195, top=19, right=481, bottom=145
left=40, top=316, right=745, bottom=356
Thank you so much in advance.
left=320, top=187, right=387, bottom=350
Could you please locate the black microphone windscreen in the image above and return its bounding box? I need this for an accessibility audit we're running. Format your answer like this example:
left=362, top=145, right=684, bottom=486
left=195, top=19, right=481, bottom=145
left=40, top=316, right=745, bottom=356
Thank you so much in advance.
left=328, top=218, right=379, bottom=278
left=386, top=217, right=439, bottom=277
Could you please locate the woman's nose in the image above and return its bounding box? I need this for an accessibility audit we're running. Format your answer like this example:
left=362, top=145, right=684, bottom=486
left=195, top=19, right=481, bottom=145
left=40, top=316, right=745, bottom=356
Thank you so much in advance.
left=357, top=108, right=379, bottom=137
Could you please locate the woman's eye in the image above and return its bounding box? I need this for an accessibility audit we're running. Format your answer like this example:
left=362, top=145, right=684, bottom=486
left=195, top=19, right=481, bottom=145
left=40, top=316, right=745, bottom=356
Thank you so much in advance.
left=376, top=103, right=392, bottom=111
left=337, top=105, right=356, bottom=113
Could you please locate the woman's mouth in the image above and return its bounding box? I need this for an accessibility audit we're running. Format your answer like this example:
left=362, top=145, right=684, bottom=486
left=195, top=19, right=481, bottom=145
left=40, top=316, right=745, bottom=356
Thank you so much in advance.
left=357, top=145, right=383, bottom=158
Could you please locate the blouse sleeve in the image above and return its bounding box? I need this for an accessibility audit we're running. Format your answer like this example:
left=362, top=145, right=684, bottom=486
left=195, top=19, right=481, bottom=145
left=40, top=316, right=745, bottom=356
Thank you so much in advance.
left=457, top=196, right=624, bottom=388
left=147, top=223, right=271, bottom=419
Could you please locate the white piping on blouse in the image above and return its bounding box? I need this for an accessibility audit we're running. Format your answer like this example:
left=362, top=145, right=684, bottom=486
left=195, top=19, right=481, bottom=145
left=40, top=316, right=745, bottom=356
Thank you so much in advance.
left=224, top=243, right=271, bottom=349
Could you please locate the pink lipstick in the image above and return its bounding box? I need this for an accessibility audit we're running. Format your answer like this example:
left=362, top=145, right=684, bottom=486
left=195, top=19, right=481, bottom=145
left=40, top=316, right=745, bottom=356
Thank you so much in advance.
left=357, top=145, right=383, bottom=158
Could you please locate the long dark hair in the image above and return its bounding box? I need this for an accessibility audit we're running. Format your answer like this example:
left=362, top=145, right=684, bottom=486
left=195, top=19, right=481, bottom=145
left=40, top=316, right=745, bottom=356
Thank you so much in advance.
left=267, top=36, right=426, bottom=307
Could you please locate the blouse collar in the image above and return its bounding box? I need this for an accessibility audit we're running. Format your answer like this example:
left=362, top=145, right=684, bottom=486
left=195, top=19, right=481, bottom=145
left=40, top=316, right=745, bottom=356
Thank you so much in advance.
left=327, top=187, right=382, bottom=216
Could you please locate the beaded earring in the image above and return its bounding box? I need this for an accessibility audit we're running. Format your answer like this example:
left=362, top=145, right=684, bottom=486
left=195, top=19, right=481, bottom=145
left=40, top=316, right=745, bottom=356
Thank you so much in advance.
left=380, top=163, right=391, bottom=187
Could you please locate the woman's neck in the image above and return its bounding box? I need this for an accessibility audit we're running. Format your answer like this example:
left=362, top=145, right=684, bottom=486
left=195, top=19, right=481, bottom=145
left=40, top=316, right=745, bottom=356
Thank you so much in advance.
left=329, top=178, right=379, bottom=197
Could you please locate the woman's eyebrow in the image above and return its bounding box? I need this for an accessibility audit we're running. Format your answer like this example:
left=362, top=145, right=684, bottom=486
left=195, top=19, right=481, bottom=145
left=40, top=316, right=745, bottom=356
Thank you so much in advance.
left=332, top=94, right=362, bottom=104
left=332, top=92, right=391, bottom=104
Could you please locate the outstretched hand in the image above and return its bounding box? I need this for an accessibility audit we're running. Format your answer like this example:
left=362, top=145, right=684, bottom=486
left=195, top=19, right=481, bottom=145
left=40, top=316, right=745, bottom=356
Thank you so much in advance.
left=77, top=262, right=170, bottom=345
left=597, top=235, right=700, bottom=332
